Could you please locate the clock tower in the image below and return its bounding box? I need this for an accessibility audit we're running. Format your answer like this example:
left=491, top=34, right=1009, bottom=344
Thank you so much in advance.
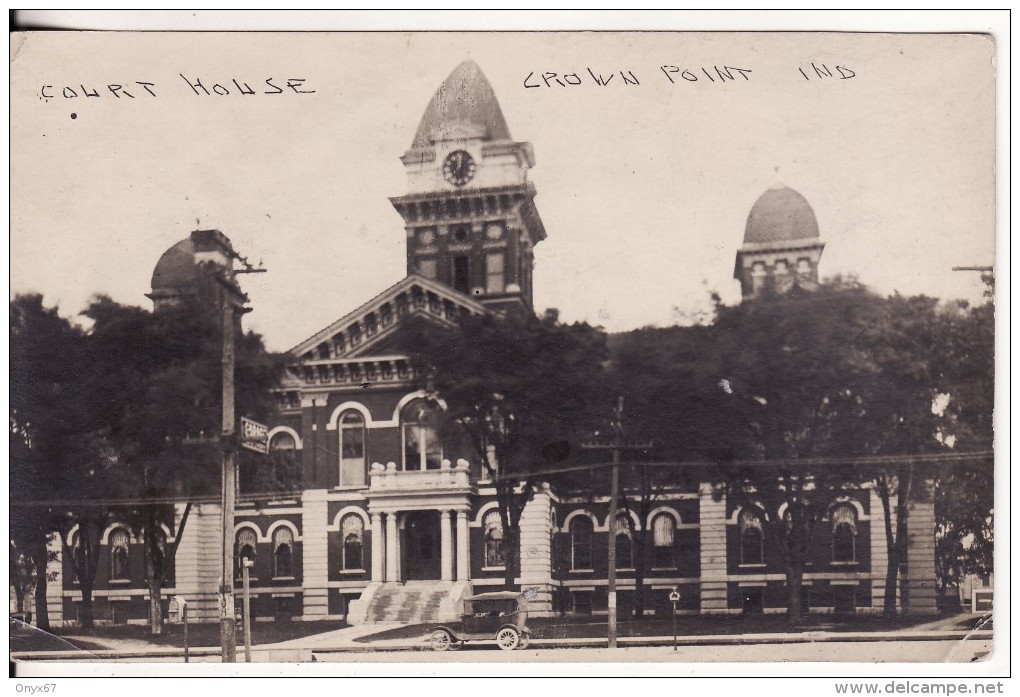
left=390, top=59, right=546, bottom=314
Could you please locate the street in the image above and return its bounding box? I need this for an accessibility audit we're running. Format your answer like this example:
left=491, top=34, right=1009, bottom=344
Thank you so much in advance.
left=308, top=639, right=993, bottom=664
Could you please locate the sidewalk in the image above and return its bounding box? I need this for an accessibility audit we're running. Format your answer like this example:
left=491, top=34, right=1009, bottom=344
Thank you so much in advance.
left=11, top=614, right=992, bottom=662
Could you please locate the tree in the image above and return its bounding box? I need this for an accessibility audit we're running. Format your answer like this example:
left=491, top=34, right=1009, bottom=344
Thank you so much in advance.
left=406, top=309, right=611, bottom=589
left=929, top=296, right=994, bottom=609
left=610, top=279, right=994, bottom=621
left=10, top=294, right=96, bottom=630
left=79, top=294, right=288, bottom=634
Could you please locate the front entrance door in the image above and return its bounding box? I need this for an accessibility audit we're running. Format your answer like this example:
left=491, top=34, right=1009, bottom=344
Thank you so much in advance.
left=403, top=511, right=441, bottom=581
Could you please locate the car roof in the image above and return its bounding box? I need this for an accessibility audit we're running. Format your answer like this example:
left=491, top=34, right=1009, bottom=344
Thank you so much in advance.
left=463, top=591, right=525, bottom=601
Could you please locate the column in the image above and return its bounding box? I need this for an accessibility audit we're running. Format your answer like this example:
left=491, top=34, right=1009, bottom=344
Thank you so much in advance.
left=173, top=503, right=222, bottom=622
left=370, top=512, right=384, bottom=582
left=456, top=510, right=470, bottom=581
left=440, top=510, right=453, bottom=581
left=301, top=489, right=330, bottom=619
left=699, top=483, right=729, bottom=614
left=904, top=479, right=938, bottom=615
left=518, top=487, right=554, bottom=615
left=385, top=512, right=399, bottom=583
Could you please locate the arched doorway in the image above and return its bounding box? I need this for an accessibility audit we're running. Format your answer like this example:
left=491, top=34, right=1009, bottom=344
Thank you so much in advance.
left=402, top=511, right=441, bottom=581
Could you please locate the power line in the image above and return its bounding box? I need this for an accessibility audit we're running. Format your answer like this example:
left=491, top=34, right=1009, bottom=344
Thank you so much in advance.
left=10, top=449, right=992, bottom=508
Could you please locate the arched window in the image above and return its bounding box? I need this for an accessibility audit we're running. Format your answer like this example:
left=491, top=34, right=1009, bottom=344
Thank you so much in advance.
left=109, top=529, right=130, bottom=580
left=270, top=432, right=296, bottom=452
left=739, top=509, right=764, bottom=565
left=614, top=515, right=634, bottom=569
left=831, top=504, right=858, bottom=563
left=340, top=515, right=364, bottom=571
left=273, top=527, right=294, bottom=578
left=570, top=516, right=593, bottom=570
left=338, top=411, right=367, bottom=486
left=483, top=510, right=506, bottom=567
left=751, top=262, right=767, bottom=292
left=651, top=514, right=677, bottom=568
left=70, top=532, right=85, bottom=583
left=236, top=528, right=257, bottom=577
left=402, top=400, right=442, bottom=470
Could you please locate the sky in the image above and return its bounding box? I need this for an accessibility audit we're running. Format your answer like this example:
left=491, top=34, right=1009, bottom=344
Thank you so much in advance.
left=10, top=29, right=997, bottom=352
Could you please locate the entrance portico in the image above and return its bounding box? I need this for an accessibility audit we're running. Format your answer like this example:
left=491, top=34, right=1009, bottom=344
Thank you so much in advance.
left=366, top=458, right=473, bottom=584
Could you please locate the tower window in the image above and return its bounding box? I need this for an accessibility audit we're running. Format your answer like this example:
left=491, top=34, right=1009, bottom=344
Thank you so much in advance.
left=797, top=258, right=812, bottom=275
left=418, top=259, right=437, bottom=280
left=751, top=262, right=767, bottom=293
left=486, top=253, right=505, bottom=294
left=453, top=256, right=470, bottom=294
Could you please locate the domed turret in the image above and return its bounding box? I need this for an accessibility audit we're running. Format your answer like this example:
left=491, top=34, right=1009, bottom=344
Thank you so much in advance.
left=150, top=238, right=200, bottom=298
left=744, top=186, right=820, bottom=245
left=148, top=229, right=245, bottom=312
left=735, top=184, right=825, bottom=299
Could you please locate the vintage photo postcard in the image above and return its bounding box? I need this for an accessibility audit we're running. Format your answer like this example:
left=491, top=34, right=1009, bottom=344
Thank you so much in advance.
left=9, top=24, right=1001, bottom=683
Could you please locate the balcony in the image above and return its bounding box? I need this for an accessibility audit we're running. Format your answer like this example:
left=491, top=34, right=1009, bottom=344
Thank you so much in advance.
left=367, top=459, right=472, bottom=493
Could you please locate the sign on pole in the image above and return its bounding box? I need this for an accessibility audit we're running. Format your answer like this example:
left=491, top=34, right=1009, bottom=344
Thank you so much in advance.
left=240, top=416, right=269, bottom=454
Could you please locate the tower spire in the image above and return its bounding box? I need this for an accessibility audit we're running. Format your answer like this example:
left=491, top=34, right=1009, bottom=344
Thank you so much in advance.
left=391, top=59, right=546, bottom=314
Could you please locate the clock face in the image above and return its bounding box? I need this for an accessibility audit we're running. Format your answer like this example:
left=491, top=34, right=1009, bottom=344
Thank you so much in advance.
left=442, top=150, right=476, bottom=186
left=485, top=224, right=504, bottom=241
left=418, top=229, right=435, bottom=246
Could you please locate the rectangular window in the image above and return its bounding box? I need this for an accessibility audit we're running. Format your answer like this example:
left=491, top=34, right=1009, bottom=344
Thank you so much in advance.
left=486, top=253, right=505, bottom=294
left=453, top=256, right=470, bottom=294
left=418, top=259, right=437, bottom=279
left=572, top=591, right=592, bottom=616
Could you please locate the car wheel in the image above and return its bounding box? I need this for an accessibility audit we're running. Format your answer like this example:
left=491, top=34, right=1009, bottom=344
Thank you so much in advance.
left=495, top=626, right=520, bottom=651
left=519, top=633, right=530, bottom=650
left=430, top=630, right=452, bottom=651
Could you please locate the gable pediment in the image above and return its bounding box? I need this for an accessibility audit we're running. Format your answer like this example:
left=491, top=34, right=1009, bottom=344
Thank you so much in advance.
left=288, top=274, right=488, bottom=364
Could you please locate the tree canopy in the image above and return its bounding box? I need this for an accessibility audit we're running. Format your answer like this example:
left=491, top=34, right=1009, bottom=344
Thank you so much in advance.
left=405, top=308, right=612, bottom=587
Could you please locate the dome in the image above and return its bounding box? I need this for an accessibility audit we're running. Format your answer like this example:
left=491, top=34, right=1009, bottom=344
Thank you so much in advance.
left=410, top=59, right=512, bottom=148
left=743, top=186, right=820, bottom=245
left=150, top=238, right=199, bottom=293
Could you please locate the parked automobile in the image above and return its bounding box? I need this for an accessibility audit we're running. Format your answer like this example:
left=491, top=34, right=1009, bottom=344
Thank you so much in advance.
left=428, top=591, right=532, bottom=651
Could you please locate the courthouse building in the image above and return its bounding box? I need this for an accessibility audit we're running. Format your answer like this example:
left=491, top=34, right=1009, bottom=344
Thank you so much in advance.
left=45, top=60, right=939, bottom=626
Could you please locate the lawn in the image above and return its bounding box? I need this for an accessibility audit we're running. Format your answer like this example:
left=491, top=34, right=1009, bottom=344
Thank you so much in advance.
left=354, top=613, right=988, bottom=644
left=10, top=618, right=348, bottom=654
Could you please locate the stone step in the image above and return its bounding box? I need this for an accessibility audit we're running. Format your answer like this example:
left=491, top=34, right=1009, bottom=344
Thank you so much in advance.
left=365, top=584, right=453, bottom=623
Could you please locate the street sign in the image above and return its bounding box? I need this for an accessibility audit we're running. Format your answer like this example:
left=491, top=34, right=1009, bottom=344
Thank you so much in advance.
left=240, top=416, right=269, bottom=454
left=668, top=590, right=681, bottom=603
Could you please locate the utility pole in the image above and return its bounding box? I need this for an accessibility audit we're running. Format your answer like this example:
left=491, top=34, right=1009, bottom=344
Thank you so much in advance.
left=581, top=397, right=651, bottom=649
left=209, top=236, right=265, bottom=664
left=219, top=295, right=239, bottom=663
left=607, top=413, right=620, bottom=648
